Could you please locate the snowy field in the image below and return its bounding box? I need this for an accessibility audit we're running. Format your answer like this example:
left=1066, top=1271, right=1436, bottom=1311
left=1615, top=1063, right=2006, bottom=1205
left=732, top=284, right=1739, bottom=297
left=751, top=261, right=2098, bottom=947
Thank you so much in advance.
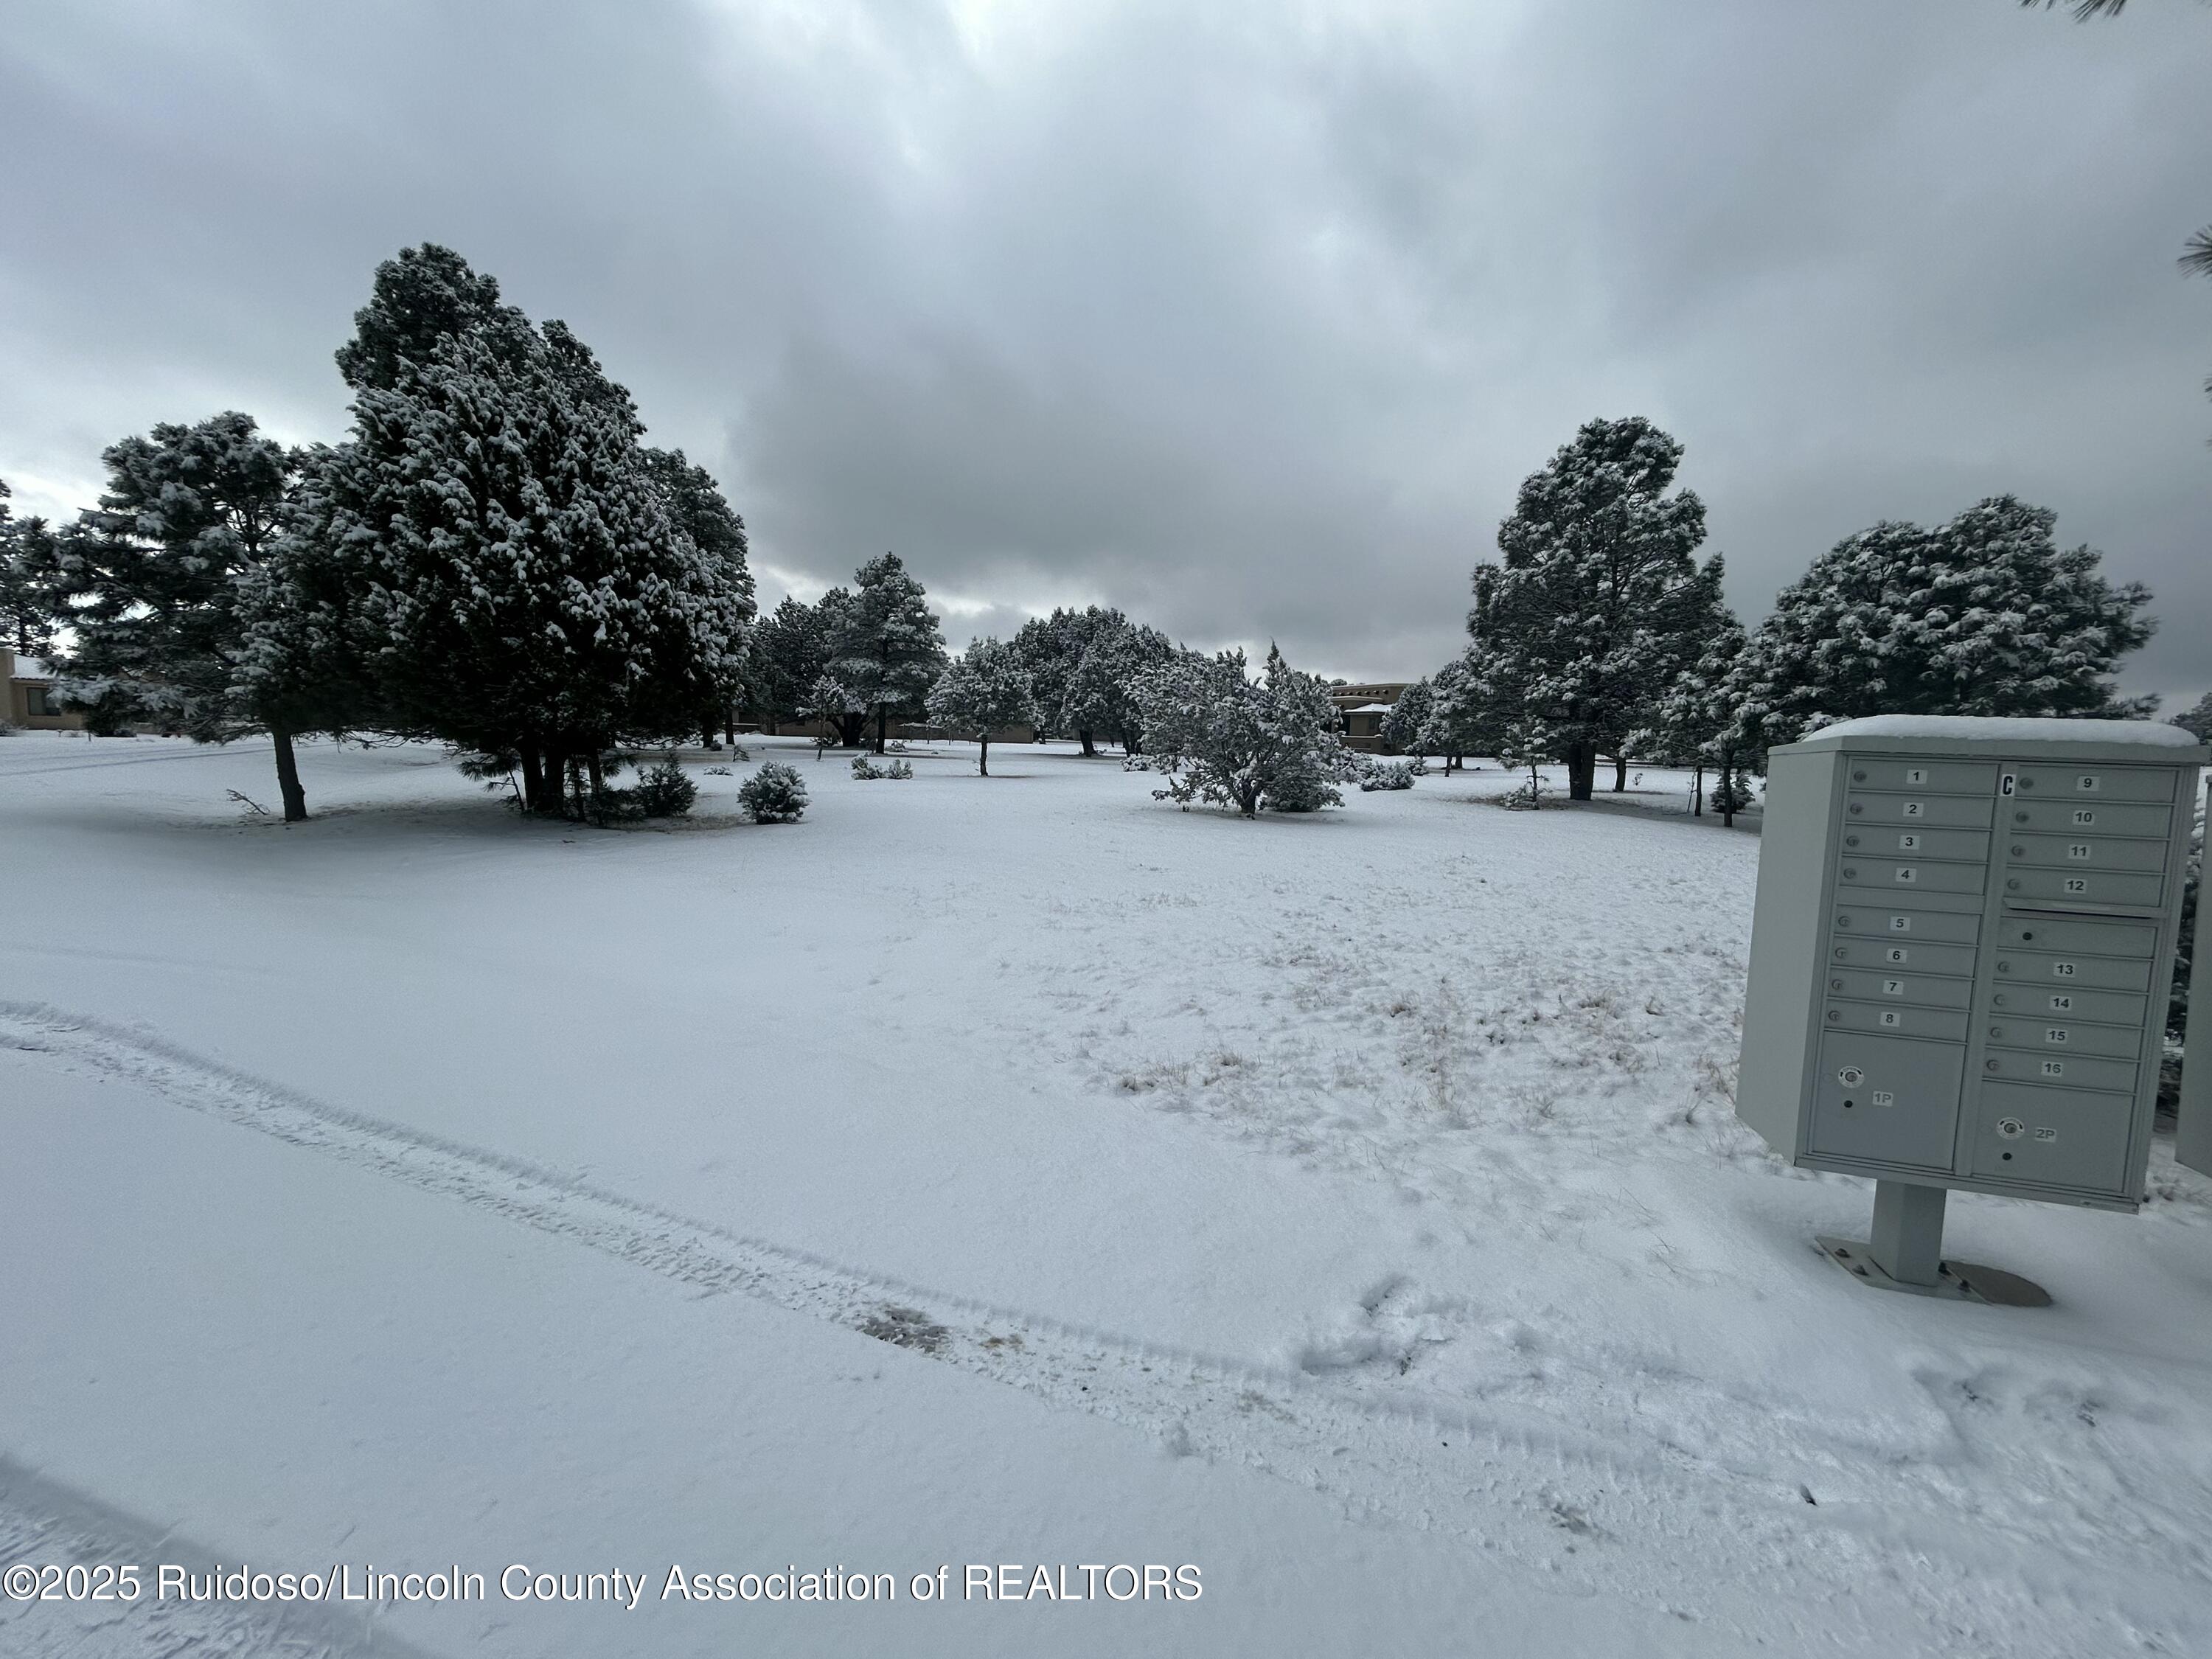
left=2, top=728, right=2209, bottom=1659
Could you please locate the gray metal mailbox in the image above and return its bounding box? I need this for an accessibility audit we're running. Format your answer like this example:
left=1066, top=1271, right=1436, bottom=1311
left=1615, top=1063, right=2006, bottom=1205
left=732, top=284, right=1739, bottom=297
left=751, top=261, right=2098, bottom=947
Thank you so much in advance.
left=1737, top=715, right=2206, bottom=1301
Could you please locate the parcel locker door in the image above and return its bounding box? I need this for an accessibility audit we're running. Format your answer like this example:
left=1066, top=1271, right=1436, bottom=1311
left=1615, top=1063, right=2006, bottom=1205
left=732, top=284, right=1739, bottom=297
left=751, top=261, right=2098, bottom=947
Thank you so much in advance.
left=1807, top=1034, right=1965, bottom=1171
left=1968, top=1082, right=2133, bottom=1195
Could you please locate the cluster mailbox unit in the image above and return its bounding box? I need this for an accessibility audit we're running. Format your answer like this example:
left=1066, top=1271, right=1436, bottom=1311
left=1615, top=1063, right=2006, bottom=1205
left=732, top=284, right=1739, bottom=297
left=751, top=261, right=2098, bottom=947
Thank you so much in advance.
left=1738, top=715, right=2206, bottom=1301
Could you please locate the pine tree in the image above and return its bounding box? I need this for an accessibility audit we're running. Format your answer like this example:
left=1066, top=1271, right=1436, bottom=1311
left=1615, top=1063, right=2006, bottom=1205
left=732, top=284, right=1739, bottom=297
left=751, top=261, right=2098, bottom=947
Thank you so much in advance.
left=1627, top=554, right=1747, bottom=818
left=1379, top=677, right=1433, bottom=757
left=1418, top=653, right=1495, bottom=771
left=334, top=243, right=522, bottom=394
left=638, top=446, right=756, bottom=742
left=2171, top=692, right=2212, bottom=742
left=751, top=595, right=832, bottom=732
left=1137, top=644, right=1355, bottom=817
left=35, top=412, right=332, bottom=818
left=925, top=636, right=1039, bottom=775
left=1472, top=417, right=1710, bottom=800
left=1059, top=618, right=1173, bottom=753
left=0, top=479, right=57, bottom=658
left=1729, top=495, right=2154, bottom=755
left=1012, top=606, right=1121, bottom=751
left=799, top=672, right=868, bottom=757
left=827, top=553, right=947, bottom=754
left=302, top=302, right=751, bottom=814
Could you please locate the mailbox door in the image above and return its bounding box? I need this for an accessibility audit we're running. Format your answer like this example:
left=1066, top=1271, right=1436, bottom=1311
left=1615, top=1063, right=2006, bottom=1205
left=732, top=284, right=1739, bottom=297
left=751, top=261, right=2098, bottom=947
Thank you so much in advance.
left=1806, top=1033, right=1965, bottom=1171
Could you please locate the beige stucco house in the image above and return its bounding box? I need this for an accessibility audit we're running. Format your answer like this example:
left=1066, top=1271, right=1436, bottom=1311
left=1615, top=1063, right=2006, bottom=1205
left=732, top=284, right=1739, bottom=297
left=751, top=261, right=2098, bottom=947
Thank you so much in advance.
left=3, top=648, right=85, bottom=731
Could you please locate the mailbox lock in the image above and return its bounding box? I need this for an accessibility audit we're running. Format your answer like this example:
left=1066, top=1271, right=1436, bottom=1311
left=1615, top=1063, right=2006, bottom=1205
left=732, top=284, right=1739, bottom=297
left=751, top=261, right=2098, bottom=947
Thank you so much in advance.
left=1992, top=994, right=2006, bottom=1007
left=1997, top=960, right=2011, bottom=971
left=1848, top=804, right=1863, bottom=815
left=1989, top=1027, right=2002, bottom=1038
left=1843, top=866, right=1858, bottom=878
left=2020, top=778, right=2035, bottom=790
left=1852, top=770, right=1867, bottom=782
left=1834, top=947, right=1847, bottom=959
left=2006, top=879, right=2020, bottom=891
left=2020, top=931, right=2034, bottom=941
left=1831, top=978, right=1844, bottom=990
left=1837, top=914, right=1851, bottom=926
left=2011, top=845, right=2025, bottom=856
left=2015, top=810, right=2028, bottom=822
left=1827, top=1009, right=1840, bottom=1021
left=1986, top=1059, right=2000, bottom=1071
left=1845, top=835, right=1860, bottom=847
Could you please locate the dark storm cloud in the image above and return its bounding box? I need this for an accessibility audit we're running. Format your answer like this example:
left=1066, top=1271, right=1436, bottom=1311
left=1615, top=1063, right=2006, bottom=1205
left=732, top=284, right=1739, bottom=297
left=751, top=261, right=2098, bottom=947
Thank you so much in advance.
left=2, top=1, right=2207, bottom=695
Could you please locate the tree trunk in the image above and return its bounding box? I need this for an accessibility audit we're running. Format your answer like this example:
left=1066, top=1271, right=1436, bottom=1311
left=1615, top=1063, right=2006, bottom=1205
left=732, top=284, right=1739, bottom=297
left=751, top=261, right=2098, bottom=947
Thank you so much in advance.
left=519, top=747, right=544, bottom=814
left=978, top=736, right=990, bottom=777
left=1567, top=742, right=1596, bottom=801
left=1079, top=731, right=1096, bottom=757
left=1613, top=754, right=1628, bottom=793
left=1719, top=748, right=1735, bottom=828
left=271, top=726, right=307, bottom=823
left=1692, top=762, right=1704, bottom=818
left=873, top=707, right=887, bottom=754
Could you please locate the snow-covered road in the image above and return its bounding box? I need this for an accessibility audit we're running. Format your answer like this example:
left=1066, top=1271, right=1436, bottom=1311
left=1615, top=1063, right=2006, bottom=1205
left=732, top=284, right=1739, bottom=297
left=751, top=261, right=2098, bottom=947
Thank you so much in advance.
left=2, top=730, right=2208, bottom=1656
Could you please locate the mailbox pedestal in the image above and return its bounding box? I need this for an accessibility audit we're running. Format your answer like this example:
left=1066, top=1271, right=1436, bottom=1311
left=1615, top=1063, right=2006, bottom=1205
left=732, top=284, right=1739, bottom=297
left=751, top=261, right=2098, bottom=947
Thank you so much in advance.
left=1737, top=716, right=2205, bottom=1304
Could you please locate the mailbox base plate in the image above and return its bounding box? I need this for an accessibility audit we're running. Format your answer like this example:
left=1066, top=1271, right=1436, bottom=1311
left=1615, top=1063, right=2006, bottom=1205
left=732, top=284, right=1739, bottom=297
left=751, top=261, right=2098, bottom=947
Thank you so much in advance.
left=1814, top=1235, right=2052, bottom=1308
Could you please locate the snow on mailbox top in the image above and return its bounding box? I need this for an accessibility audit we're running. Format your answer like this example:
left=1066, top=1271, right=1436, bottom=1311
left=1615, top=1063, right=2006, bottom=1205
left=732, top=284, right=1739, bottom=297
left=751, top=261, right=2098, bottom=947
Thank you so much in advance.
left=1790, top=715, right=2205, bottom=751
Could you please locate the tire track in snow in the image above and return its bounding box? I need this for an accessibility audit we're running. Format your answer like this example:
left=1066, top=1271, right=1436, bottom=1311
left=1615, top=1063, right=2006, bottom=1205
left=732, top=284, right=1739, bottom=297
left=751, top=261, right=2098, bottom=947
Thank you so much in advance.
left=1, top=1002, right=2198, bottom=1658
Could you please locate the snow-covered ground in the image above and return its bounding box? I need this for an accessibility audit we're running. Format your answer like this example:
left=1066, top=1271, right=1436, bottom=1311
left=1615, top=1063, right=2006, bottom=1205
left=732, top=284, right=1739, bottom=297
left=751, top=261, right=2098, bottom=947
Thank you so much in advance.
left=1, top=728, right=2207, bottom=1658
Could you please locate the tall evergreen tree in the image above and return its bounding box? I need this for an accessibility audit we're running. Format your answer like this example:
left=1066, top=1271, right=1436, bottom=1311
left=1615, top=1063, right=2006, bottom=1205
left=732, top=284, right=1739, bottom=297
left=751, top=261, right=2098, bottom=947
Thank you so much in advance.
left=0, top=479, right=58, bottom=657
left=1059, top=617, right=1173, bottom=753
left=35, top=412, right=327, bottom=818
left=296, top=303, right=751, bottom=813
left=827, top=552, right=947, bottom=754
left=1012, top=606, right=1122, bottom=751
left=1378, top=676, right=1433, bottom=758
left=638, top=445, right=757, bottom=740
left=925, top=636, right=1038, bottom=775
left=750, top=595, right=832, bottom=731
left=1728, top=495, right=2154, bottom=757
left=1418, top=653, right=1495, bottom=771
left=1630, top=555, right=1749, bottom=820
left=1471, top=417, right=1710, bottom=800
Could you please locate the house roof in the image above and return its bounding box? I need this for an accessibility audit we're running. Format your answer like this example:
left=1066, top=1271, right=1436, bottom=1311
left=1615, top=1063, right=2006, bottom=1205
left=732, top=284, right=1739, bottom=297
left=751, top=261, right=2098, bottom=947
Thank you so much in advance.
left=8, top=655, right=55, bottom=681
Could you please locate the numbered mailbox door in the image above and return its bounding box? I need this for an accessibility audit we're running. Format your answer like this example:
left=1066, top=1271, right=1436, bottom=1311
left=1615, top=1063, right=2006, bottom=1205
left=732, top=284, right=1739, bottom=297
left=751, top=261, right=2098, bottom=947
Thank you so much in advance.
left=1807, top=1034, right=1965, bottom=1172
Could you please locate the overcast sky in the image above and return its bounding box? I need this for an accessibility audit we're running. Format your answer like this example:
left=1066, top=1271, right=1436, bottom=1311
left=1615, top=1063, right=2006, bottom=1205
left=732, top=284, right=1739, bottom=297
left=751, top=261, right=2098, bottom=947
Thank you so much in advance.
left=4, top=0, right=2208, bottom=698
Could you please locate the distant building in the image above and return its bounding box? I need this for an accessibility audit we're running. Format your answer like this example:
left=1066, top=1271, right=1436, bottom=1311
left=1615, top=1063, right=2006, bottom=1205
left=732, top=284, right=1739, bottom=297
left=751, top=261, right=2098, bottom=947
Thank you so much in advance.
left=2, top=649, right=84, bottom=731
left=1329, top=682, right=1412, bottom=753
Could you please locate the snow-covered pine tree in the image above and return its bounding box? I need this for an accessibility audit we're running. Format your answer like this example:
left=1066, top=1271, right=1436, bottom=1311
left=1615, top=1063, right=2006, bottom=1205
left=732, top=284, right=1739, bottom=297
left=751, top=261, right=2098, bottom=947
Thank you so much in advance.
left=1626, top=554, right=1747, bottom=818
left=827, top=553, right=947, bottom=754
left=35, top=412, right=335, bottom=819
left=310, top=305, right=751, bottom=815
left=1012, top=606, right=1123, bottom=751
left=333, top=242, right=524, bottom=394
left=1471, top=417, right=1709, bottom=800
left=750, top=596, right=832, bottom=733
left=925, top=636, right=1039, bottom=775
left=1059, top=619, right=1174, bottom=754
left=637, top=446, right=757, bottom=743
left=1136, top=644, right=1355, bottom=817
left=1379, top=677, right=1434, bottom=758
left=738, top=759, right=808, bottom=823
left=1420, top=649, right=1509, bottom=772
left=0, top=478, right=57, bottom=657
left=2171, top=692, right=2212, bottom=743
left=799, top=672, right=869, bottom=757
left=1730, top=496, right=2154, bottom=754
